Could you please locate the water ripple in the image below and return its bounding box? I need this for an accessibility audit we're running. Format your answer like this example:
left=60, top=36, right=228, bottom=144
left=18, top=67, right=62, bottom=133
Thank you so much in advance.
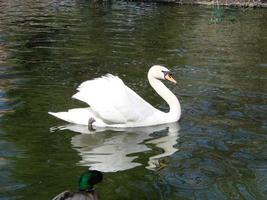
left=0, top=1, right=267, bottom=200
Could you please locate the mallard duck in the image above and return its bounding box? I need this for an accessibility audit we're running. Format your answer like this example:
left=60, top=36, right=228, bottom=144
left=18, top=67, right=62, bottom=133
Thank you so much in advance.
left=49, top=65, right=181, bottom=128
left=52, top=170, right=103, bottom=200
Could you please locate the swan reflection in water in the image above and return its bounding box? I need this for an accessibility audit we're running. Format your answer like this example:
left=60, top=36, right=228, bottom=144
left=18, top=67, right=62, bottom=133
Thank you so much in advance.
left=51, top=123, right=180, bottom=172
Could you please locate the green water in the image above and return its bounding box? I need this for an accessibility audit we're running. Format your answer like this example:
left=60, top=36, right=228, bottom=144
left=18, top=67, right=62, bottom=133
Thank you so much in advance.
left=0, top=1, right=267, bottom=199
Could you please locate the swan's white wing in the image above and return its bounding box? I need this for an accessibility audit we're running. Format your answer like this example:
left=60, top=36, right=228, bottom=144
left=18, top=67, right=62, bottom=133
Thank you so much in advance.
left=72, top=74, right=157, bottom=124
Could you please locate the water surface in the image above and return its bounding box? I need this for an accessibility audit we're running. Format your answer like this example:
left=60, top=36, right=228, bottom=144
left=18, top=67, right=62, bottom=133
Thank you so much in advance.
left=0, top=1, right=267, bottom=199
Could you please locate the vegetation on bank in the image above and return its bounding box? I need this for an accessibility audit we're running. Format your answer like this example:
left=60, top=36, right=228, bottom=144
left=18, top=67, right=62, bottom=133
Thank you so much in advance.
left=128, top=0, right=267, bottom=7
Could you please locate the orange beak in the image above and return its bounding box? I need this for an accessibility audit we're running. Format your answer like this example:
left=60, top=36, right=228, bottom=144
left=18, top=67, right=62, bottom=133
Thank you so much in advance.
left=165, top=74, right=177, bottom=84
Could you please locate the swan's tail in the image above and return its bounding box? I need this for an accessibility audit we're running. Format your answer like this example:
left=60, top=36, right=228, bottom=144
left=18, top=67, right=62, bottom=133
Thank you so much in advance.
left=48, top=108, right=92, bottom=125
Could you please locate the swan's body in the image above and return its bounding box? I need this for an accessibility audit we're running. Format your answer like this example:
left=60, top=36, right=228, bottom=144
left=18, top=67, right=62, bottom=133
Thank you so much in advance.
left=49, top=65, right=181, bottom=128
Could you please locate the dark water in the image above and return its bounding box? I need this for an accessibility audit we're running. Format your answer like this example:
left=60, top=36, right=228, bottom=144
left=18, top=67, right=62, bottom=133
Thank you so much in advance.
left=1, top=1, right=267, bottom=199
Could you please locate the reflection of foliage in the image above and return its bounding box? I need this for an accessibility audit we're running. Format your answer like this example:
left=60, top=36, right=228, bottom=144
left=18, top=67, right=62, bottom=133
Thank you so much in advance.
left=210, top=7, right=238, bottom=24
left=210, top=7, right=224, bottom=24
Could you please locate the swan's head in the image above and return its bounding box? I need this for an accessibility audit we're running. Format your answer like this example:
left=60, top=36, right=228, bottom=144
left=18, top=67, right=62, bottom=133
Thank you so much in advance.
left=148, top=65, right=177, bottom=84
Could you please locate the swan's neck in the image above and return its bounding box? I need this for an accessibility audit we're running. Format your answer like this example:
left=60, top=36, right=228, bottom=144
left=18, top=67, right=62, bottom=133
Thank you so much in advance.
left=148, top=76, right=181, bottom=121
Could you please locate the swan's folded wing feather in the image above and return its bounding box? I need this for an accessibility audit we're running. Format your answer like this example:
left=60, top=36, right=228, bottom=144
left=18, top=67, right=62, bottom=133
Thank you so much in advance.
left=72, top=74, right=155, bottom=124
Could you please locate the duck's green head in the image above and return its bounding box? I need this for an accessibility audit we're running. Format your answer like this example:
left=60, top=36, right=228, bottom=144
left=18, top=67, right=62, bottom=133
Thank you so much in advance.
left=79, top=170, right=103, bottom=191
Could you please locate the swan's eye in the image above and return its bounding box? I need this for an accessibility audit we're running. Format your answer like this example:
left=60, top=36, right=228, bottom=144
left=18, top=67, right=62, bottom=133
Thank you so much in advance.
left=162, top=70, right=167, bottom=74
left=162, top=70, right=172, bottom=78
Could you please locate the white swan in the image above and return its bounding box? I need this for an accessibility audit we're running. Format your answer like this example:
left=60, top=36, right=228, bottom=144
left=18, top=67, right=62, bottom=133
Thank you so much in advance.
left=48, top=65, right=181, bottom=128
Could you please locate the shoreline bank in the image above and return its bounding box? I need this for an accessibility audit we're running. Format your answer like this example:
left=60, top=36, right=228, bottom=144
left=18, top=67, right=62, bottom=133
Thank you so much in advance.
left=128, top=0, right=267, bottom=7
